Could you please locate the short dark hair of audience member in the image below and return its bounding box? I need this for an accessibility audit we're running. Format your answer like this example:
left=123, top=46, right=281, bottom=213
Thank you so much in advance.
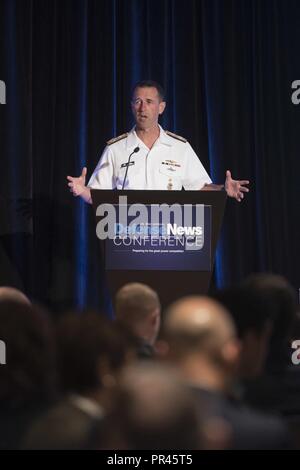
left=242, top=273, right=297, bottom=371
left=0, top=302, right=56, bottom=408
left=22, top=313, right=136, bottom=450
left=115, top=283, right=161, bottom=350
left=56, top=312, right=132, bottom=395
left=97, top=362, right=202, bottom=450
left=0, top=302, right=57, bottom=449
left=0, top=286, right=31, bottom=305
left=213, top=285, right=274, bottom=379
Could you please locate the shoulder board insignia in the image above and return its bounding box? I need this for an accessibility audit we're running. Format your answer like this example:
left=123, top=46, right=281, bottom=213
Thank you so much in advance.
left=107, top=133, right=128, bottom=145
left=165, top=131, right=187, bottom=143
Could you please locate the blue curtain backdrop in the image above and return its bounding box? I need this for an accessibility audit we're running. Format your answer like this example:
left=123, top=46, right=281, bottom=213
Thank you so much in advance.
left=0, top=0, right=300, bottom=312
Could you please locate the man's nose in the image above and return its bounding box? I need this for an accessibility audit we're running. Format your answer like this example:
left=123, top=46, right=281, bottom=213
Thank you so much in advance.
left=138, top=100, right=146, bottom=111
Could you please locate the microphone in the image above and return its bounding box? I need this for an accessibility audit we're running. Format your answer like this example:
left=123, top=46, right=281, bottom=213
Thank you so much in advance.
left=121, top=146, right=140, bottom=190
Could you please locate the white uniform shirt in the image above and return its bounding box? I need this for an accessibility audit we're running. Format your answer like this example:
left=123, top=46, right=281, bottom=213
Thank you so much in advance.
left=87, top=126, right=212, bottom=191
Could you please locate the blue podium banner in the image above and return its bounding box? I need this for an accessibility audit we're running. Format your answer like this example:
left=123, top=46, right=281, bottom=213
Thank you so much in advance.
left=104, top=203, right=211, bottom=271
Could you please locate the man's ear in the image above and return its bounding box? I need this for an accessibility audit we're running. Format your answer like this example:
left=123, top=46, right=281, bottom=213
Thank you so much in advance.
left=159, top=101, right=166, bottom=115
left=150, top=308, right=160, bottom=326
left=221, top=338, right=241, bottom=366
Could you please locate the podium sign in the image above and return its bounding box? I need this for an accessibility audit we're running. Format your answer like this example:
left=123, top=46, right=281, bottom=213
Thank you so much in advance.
left=104, top=203, right=211, bottom=271
left=91, top=190, right=226, bottom=308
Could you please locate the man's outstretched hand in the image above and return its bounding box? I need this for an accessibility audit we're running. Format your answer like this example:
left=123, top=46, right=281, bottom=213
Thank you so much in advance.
left=67, top=167, right=92, bottom=204
left=67, top=167, right=87, bottom=196
left=225, top=170, right=249, bottom=202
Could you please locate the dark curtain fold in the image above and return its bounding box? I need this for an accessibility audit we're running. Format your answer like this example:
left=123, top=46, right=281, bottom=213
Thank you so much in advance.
left=0, top=0, right=299, bottom=312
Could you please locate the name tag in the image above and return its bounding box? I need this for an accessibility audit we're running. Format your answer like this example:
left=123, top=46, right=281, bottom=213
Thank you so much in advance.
left=121, top=161, right=135, bottom=168
left=161, top=160, right=181, bottom=168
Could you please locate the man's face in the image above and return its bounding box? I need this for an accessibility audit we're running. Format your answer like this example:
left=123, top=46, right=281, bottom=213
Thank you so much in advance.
left=131, top=86, right=166, bottom=130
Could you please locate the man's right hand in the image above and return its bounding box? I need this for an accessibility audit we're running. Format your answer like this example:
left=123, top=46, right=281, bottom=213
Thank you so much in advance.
left=67, top=168, right=92, bottom=203
left=67, top=167, right=87, bottom=196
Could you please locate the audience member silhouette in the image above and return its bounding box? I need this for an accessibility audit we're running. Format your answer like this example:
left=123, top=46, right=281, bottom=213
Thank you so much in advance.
left=161, top=296, right=289, bottom=449
left=115, top=283, right=161, bottom=358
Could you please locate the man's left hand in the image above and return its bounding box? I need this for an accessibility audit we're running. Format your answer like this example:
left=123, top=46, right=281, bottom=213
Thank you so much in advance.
left=225, top=170, right=249, bottom=202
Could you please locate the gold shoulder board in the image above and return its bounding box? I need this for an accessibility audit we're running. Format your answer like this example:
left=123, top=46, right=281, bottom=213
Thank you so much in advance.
left=106, top=133, right=128, bottom=145
left=165, top=131, right=187, bottom=143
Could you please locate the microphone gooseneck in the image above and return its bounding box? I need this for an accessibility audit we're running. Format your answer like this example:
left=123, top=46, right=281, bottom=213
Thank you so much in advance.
left=121, top=147, right=140, bottom=190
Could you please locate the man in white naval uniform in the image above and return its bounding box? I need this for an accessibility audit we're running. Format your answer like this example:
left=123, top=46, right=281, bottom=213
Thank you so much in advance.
left=67, top=80, right=249, bottom=202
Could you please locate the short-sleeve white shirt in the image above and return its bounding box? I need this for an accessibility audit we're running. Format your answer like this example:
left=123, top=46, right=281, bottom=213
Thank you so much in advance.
left=87, top=126, right=212, bottom=191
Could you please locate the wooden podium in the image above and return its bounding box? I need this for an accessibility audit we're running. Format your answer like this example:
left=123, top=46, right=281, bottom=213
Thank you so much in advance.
left=91, top=190, right=226, bottom=308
